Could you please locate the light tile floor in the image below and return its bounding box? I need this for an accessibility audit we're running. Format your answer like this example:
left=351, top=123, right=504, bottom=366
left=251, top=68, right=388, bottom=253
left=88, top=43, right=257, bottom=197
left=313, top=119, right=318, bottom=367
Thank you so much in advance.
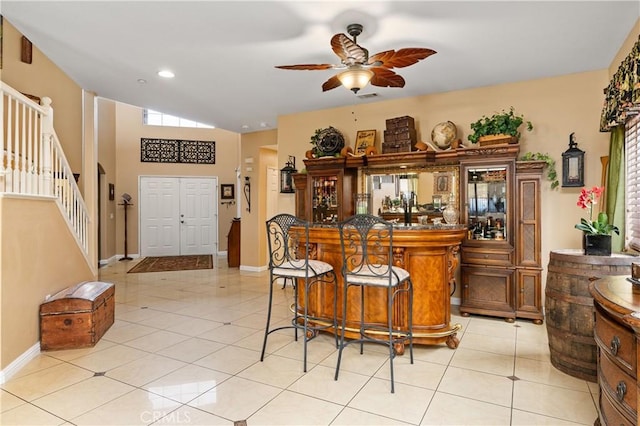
left=1, top=258, right=599, bottom=425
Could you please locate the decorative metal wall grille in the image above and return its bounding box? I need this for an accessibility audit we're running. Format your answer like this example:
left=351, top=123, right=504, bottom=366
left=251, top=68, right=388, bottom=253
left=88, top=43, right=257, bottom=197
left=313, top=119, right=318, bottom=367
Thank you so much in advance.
left=140, top=138, right=215, bottom=164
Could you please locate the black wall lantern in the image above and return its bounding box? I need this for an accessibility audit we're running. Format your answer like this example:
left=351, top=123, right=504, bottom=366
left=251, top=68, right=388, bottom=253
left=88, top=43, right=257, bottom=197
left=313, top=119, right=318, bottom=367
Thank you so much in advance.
left=280, top=156, right=297, bottom=193
left=562, top=132, right=585, bottom=187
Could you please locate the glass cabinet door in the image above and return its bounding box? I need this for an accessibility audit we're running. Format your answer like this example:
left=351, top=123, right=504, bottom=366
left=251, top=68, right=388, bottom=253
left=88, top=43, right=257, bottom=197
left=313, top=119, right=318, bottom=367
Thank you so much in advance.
left=312, top=176, right=338, bottom=223
left=466, top=167, right=508, bottom=240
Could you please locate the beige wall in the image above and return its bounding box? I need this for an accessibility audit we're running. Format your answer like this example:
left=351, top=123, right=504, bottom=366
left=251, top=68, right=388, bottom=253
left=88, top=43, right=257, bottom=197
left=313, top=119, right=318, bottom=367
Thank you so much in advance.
left=0, top=197, right=94, bottom=369
left=1, top=20, right=84, bottom=178
left=97, top=99, right=118, bottom=261
left=114, top=102, right=240, bottom=255
left=239, top=130, right=278, bottom=268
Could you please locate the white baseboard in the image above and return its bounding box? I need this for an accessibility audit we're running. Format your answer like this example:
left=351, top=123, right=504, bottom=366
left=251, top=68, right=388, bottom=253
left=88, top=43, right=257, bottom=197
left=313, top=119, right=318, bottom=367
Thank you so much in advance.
left=0, top=342, right=41, bottom=384
left=240, top=265, right=267, bottom=272
left=450, top=296, right=461, bottom=306
left=99, top=255, right=119, bottom=266
left=217, top=251, right=228, bottom=257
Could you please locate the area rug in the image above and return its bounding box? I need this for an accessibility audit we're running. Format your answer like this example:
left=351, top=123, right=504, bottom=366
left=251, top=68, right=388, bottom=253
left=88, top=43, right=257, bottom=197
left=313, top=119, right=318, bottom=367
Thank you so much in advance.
left=128, top=255, right=213, bottom=273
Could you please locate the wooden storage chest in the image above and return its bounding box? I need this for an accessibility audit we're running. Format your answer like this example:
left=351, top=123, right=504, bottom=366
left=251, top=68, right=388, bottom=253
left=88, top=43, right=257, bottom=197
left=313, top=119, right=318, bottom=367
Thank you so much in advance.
left=40, top=281, right=115, bottom=350
left=385, top=115, right=415, bottom=130
left=383, top=128, right=417, bottom=143
left=382, top=140, right=418, bottom=154
left=383, top=115, right=417, bottom=153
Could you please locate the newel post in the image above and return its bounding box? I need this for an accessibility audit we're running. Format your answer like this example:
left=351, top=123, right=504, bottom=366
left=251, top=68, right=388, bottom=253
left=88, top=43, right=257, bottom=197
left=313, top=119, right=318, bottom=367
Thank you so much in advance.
left=40, top=97, right=54, bottom=196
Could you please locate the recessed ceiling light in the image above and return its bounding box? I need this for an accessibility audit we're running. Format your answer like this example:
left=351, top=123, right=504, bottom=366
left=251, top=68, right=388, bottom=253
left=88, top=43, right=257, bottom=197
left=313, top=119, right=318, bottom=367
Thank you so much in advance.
left=137, top=79, right=147, bottom=84
left=157, top=70, right=175, bottom=78
left=241, top=125, right=250, bottom=130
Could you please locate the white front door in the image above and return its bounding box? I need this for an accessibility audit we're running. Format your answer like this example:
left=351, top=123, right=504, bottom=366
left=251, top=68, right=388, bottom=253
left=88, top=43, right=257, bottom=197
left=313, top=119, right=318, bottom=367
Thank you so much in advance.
left=140, top=177, right=181, bottom=256
left=180, top=178, right=217, bottom=255
left=140, top=176, right=217, bottom=256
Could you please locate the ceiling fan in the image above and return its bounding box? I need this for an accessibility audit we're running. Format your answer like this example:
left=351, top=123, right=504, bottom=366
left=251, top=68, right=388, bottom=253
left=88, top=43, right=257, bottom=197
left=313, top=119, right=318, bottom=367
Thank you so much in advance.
left=275, top=23, right=436, bottom=94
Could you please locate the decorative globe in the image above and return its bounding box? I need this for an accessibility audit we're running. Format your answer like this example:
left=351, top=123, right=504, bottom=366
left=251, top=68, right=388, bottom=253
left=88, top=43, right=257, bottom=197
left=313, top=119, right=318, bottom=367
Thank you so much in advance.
left=431, top=121, right=458, bottom=150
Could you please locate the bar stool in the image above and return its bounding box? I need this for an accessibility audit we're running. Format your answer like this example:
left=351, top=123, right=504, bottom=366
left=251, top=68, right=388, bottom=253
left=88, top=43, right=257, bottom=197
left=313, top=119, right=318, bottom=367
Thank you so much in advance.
left=335, top=214, right=413, bottom=393
left=261, top=213, right=338, bottom=372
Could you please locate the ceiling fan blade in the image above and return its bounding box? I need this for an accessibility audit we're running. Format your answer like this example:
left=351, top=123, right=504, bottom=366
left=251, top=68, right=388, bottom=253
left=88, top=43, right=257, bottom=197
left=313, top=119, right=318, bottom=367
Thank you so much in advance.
left=368, top=48, right=437, bottom=69
left=322, top=75, right=342, bottom=92
left=275, top=64, right=335, bottom=70
left=370, top=68, right=406, bottom=88
left=330, top=33, right=368, bottom=65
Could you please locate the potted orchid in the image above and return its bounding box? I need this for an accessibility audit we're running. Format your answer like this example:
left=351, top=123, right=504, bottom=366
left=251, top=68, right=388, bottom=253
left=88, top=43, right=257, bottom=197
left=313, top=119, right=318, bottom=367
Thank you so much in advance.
left=574, top=186, right=619, bottom=255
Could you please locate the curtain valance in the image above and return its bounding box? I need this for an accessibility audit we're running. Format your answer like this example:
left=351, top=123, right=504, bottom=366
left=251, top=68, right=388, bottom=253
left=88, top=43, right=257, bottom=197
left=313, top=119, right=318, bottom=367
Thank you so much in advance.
left=600, top=36, right=640, bottom=132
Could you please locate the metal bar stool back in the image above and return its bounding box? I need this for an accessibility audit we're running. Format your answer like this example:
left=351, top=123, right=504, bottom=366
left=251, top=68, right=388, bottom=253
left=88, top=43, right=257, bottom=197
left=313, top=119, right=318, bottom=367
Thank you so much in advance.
left=335, top=214, right=414, bottom=393
left=261, top=213, right=338, bottom=372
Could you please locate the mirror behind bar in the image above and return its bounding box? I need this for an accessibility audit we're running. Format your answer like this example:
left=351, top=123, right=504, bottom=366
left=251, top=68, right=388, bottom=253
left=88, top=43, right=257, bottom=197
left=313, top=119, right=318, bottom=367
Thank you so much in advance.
left=362, top=165, right=459, bottom=224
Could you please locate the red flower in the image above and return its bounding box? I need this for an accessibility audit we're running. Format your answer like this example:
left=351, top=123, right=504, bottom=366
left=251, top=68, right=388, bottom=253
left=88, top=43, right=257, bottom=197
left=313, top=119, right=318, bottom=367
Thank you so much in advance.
left=575, top=186, right=619, bottom=236
left=576, top=186, right=603, bottom=218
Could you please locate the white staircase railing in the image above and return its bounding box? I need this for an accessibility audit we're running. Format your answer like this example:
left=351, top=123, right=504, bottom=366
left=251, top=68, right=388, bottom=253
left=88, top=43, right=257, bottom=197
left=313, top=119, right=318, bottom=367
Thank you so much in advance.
left=1, top=82, right=89, bottom=255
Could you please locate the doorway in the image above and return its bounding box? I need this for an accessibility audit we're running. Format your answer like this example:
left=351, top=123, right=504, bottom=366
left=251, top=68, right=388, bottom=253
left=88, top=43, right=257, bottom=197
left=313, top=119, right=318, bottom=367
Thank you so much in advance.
left=139, top=176, right=218, bottom=256
left=266, top=166, right=278, bottom=264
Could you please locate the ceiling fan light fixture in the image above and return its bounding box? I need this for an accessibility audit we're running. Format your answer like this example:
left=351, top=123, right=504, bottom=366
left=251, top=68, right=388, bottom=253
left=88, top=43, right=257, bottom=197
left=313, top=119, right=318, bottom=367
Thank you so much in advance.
left=275, top=23, right=435, bottom=93
left=337, top=67, right=374, bottom=94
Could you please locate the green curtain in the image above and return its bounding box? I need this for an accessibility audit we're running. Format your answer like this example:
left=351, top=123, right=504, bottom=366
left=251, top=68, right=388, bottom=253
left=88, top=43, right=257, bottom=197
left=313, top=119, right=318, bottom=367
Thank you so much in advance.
left=606, top=125, right=625, bottom=252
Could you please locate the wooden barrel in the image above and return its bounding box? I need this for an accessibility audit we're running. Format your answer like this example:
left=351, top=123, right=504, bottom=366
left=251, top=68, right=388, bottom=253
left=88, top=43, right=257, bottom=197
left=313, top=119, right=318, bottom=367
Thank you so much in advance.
left=545, top=249, right=637, bottom=382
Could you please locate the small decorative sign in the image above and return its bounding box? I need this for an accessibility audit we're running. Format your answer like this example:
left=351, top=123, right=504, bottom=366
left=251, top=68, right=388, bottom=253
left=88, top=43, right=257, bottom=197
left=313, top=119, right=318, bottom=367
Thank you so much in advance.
left=21, top=36, right=33, bottom=64
left=140, top=138, right=215, bottom=164
left=355, top=130, right=376, bottom=154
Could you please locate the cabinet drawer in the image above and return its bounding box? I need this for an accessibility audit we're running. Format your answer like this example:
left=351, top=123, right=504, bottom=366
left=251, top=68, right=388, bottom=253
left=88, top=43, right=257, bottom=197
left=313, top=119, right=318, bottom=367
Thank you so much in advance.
left=461, top=248, right=512, bottom=267
left=594, top=306, right=637, bottom=376
left=600, top=393, right=636, bottom=426
left=600, top=386, right=636, bottom=426
left=600, top=351, right=637, bottom=416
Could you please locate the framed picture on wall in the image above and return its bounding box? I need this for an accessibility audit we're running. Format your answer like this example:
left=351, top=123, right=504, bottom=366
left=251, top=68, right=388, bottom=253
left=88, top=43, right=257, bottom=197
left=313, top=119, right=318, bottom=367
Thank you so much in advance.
left=221, top=184, right=235, bottom=200
left=355, top=130, right=376, bottom=154
left=434, top=172, right=453, bottom=195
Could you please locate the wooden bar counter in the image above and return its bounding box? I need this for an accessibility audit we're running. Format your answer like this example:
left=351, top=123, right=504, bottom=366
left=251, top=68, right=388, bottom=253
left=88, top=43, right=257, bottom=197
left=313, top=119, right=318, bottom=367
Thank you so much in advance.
left=302, top=223, right=466, bottom=348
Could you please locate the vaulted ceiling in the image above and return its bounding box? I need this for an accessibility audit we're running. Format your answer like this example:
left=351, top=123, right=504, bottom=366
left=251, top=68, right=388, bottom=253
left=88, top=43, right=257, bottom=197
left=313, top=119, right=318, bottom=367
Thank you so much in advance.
left=2, top=1, right=638, bottom=133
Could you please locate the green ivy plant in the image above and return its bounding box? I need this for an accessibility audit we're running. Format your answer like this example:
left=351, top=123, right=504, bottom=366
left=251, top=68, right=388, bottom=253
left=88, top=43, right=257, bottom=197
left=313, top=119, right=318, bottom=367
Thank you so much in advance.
left=468, top=107, right=533, bottom=143
left=310, top=128, right=325, bottom=157
left=519, top=152, right=559, bottom=189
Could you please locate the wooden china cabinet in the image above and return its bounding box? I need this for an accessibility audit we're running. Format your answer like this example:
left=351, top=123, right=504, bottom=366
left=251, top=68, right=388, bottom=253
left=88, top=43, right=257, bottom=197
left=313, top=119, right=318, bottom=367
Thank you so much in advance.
left=291, top=156, right=359, bottom=223
left=458, top=144, right=544, bottom=323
